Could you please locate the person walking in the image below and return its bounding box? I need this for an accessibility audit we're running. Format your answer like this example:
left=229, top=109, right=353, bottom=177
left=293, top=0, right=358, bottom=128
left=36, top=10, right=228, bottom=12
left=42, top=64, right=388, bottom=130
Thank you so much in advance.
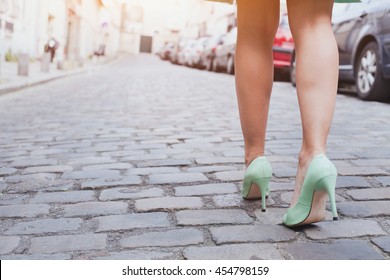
left=207, top=0, right=360, bottom=227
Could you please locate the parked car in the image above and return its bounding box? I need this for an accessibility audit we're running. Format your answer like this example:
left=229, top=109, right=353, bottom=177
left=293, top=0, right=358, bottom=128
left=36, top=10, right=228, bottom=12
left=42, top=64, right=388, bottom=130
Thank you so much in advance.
left=273, top=13, right=295, bottom=81
left=199, top=34, right=225, bottom=71
left=213, top=27, right=237, bottom=74
left=332, top=0, right=390, bottom=101
left=170, top=39, right=190, bottom=65
left=156, top=41, right=175, bottom=60
left=177, top=39, right=197, bottom=66
left=187, top=37, right=209, bottom=68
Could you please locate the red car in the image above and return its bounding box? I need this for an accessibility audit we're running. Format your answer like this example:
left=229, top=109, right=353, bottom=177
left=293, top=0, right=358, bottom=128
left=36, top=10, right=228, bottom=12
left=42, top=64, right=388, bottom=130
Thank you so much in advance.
left=273, top=13, right=295, bottom=82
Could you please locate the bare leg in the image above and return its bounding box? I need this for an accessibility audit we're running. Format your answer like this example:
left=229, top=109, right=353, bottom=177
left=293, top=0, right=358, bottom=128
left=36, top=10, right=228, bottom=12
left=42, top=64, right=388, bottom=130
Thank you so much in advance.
left=287, top=0, right=338, bottom=209
left=235, top=0, right=280, bottom=166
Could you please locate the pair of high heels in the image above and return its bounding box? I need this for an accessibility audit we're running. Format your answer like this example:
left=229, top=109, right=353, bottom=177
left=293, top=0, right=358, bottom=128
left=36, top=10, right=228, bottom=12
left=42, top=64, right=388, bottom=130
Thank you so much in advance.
left=242, top=154, right=338, bottom=227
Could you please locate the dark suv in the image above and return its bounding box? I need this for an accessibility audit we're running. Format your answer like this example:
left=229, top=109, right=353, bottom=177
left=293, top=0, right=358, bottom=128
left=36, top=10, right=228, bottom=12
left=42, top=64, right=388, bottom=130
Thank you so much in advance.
left=333, top=0, right=390, bottom=101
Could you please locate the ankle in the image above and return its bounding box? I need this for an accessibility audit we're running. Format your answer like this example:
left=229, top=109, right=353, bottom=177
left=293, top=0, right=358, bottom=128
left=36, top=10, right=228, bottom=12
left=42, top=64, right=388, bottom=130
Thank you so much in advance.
left=245, top=151, right=265, bottom=166
left=298, top=149, right=325, bottom=167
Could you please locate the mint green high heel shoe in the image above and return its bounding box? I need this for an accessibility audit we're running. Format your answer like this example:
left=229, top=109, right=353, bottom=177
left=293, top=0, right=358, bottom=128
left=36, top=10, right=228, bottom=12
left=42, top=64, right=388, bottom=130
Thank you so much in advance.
left=242, top=156, right=272, bottom=212
left=283, top=154, right=338, bottom=227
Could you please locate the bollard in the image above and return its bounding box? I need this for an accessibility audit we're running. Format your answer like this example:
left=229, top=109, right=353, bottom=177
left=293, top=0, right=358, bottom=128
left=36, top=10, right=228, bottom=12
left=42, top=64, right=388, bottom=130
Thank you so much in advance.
left=41, top=52, right=51, bottom=73
left=18, top=53, right=30, bottom=76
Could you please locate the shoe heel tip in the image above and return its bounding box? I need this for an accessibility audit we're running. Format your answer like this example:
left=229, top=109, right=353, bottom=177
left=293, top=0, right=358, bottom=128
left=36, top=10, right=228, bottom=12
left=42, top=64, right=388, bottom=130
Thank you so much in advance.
left=333, top=217, right=339, bottom=221
left=262, top=209, right=266, bottom=212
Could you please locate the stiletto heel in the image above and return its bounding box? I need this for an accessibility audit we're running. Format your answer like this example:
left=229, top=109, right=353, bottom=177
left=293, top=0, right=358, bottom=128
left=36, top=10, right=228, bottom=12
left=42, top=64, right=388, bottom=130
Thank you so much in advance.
left=283, top=154, right=338, bottom=227
left=242, top=156, right=272, bottom=212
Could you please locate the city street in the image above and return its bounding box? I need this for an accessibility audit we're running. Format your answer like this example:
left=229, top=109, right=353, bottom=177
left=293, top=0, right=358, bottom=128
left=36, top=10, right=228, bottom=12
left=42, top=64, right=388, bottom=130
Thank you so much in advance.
left=0, top=54, right=389, bottom=260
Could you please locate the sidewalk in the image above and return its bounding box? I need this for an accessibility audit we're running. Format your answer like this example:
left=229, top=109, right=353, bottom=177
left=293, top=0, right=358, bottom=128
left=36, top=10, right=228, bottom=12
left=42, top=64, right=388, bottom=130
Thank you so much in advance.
left=0, top=55, right=116, bottom=96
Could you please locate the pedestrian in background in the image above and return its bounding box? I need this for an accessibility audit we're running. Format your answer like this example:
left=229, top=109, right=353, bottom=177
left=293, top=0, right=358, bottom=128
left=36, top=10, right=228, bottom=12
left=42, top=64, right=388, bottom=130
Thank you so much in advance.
left=208, top=0, right=360, bottom=227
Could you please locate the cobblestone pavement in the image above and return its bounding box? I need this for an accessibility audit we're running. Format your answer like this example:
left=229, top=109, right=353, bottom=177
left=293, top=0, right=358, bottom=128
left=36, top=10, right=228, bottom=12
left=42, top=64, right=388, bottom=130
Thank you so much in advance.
left=0, top=54, right=389, bottom=260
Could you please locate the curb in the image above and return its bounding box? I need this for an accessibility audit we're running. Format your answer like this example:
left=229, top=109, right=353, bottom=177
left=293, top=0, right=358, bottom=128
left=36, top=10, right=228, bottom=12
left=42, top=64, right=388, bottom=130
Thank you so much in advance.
left=0, top=55, right=123, bottom=97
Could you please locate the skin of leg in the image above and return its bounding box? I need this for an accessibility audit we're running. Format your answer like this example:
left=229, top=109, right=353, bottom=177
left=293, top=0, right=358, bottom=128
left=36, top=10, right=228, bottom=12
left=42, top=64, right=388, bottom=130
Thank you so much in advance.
left=235, top=0, right=280, bottom=167
left=287, top=0, right=339, bottom=214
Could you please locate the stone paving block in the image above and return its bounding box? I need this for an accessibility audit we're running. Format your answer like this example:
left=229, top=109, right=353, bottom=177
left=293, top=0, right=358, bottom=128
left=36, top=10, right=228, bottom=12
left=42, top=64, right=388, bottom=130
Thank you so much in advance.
left=121, top=154, right=168, bottom=161
left=22, top=165, right=73, bottom=174
left=210, top=225, right=297, bottom=244
left=120, top=228, right=203, bottom=248
left=185, top=166, right=237, bottom=173
left=195, top=157, right=243, bottom=165
left=185, top=137, right=223, bottom=143
left=0, top=167, right=17, bottom=176
left=81, top=175, right=142, bottom=189
left=0, top=182, right=7, bottom=192
left=255, top=208, right=288, bottom=225
left=0, top=236, right=20, bottom=254
left=176, top=209, right=252, bottom=225
left=272, top=167, right=296, bottom=178
left=214, top=193, right=272, bottom=208
left=93, top=250, right=175, bottom=260
left=282, top=240, right=384, bottom=260
left=0, top=204, right=50, bottom=218
left=99, top=187, right=163, bottom=201
left=336, top=176, right=370, bottom=188
left=371, top=236, right=390, bottom=254
left=135, top=197, right=202, bottom=211
left=184, top=244, right=283, bottom=260
left=5, top=173, right=57, bottom=183
left=94, top=212, right=170, bottom=232
left=0, top=253, right=72, bottom=260
left=337, top=201, right=390, bottom=217
left=270, top=182, right=294, bottom=191
left=65, top=157, right=115, bottom=166
left=148, top=173, right=208, bottom=184
left=5, top=218, right=82, bottom=235
left=173, top=152, right=215, bottom=160
left=137, top=159, right=192, bottom=168
left=375, top=176, right=390, bottom=187
left=30, top=234, right=107, bottom=254
left=347, top=187, right=390, bottom=200
left=214, top=170, right=243, bottom=181
left=280, top=191, right=346, bottom=205
left=175, top=183, right=237, bottom=196
left=61, top=169, right=120, bottom=180
left=303, top=219, right=386, bottom=239
left=63, top=201, right=128, bottom=217
left=31, top=191, right=95, bottom=203
left=128, top=167, right=180, bottom=175
left=0, top=194, right=29, bottom=205
left=337, top=166, right=387, bottom=176
left=351, top=159, right=390, bottom=167
left=10, top=159, right=58, bottom=168
left=82, top=163, right=134, bottom=170
left=222, top=149, right=244, bottom=157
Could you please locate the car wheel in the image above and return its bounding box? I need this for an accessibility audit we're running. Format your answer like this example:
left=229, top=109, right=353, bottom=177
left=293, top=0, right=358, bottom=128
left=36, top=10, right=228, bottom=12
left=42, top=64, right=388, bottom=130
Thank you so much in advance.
left=355, top=41, right=390, bottom=101
left=290, top=52, right=296, bottom=87
left=227, top=55, right=235, bottom=74
left=212, top=58, right=219, bottom=72
left=206, top=57, right=213, bottom=71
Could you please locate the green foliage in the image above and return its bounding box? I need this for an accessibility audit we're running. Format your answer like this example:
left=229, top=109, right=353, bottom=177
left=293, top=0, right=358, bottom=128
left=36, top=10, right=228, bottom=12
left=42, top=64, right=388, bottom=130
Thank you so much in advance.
left=5, top=49, right=18, bottom=62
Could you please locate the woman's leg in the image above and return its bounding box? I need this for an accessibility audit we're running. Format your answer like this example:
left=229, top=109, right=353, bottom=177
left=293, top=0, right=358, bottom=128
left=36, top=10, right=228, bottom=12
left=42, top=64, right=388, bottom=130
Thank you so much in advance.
left=235, top=0, right=280, bottom=166
left=287, top=0, right=339, bottom=209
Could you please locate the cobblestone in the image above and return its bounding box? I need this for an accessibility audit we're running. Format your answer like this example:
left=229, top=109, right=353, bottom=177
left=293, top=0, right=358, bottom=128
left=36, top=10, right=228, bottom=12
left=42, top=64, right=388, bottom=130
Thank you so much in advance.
left=5, top=218, right=82, bottom=235
left=31, top=191, right=95, bottom=203
left=94, top=212, right=170, bottom=232
left=282, top=240, right=385, bottom=260
left=62, top=202, right=128, bottom=217
left=303, top=219, right=386, bottom=239
left=0, top=236, right=20, bottom=254
left=371, top=236, right=390, bottom=254
left=94, top=250, right=175, bottom=260
left=99, top=187, right=163, bottom=201
left=337, top=201, right=390, bottom=217
left=135, top=197, right=203, bottom=211
left=80, top=176, right=142, bottom=189
left=211, top=225, right=297, bottom=244
left=120, top=228, right=203, bottom=248
left=347, top=188, right=390, bottom=200
left=175, top=183, right=237, bottom=196
left=22, top=165, right=73, bottom=174
left=176, top=209, right=252, bottom=225
left=29, top=234, right=107, bottom=254
left=184, top=244, right=283, bottom=260
left=0, top=204, right=50, bottom=218
left=148, top=173, right=208, bottom=184
left=0, top=167, right=18, bottom=176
